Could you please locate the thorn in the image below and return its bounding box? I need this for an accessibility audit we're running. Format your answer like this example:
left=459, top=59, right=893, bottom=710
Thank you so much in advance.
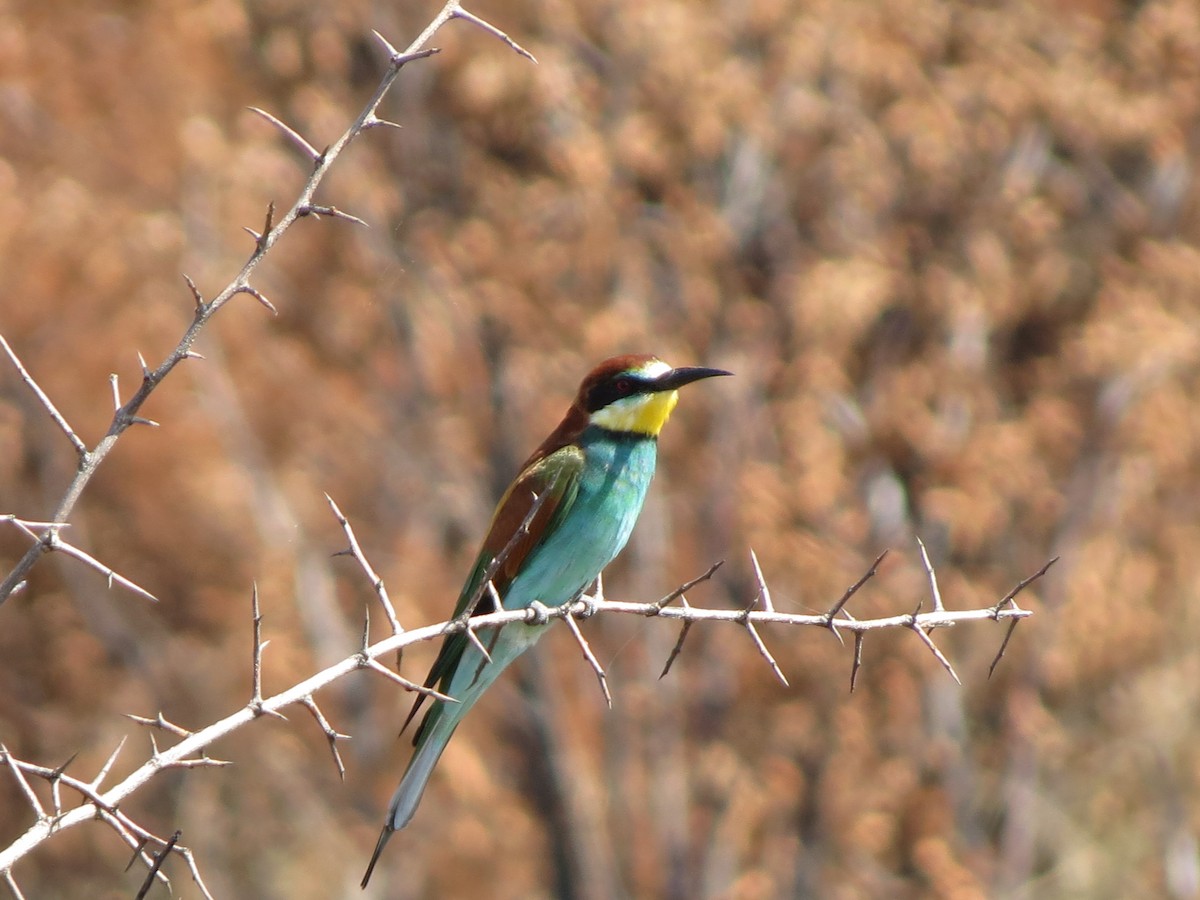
left=744, top=619, right=789, bottom=687
left=363, top=115, right=403, bottom=131
left=486, top=581, right=503, bottom=615
left=850, top=632, right=864, bottom=692
left=183, top=350, right=206, bottom=361
left=988, top=618, right=1021, bottom=679
left=909, top=614, right=962, bottom=685
left=371, top=29, right=401, bottom=59
left=137, top=352, right=151, bottom=379
left=563, top=610, right=611, bottom=708
left=91, top=736, right=127, bottom=788
left=451, top=8, right=538, bottom=63
left=253, top=705, right=289, bottom=722
left=51, top=751, right=79, bottom=779
left=109, top=373, right=121, bottom=413
left=235, top=285, right=278, bottom=315
left=374, top=42, right=442, bottom=69
left=124, top=836, right=152, bottom=873
left=182, top=274, right=205, bottom=310
left=246, top=106, right=321, bottom=162
left=659, top=620, right=694, bottom=679
left=366, top=659, right=457, bottom=704
left=52, top=537, right=159, bottom=602
left=749, top=549, right=774, bottom=613
left=128, top=416, right=159, bottom=428
left=300, top=204, right=368, bottom=227
left=915, top=536, right=944, bottom=613
left=243, top=203, right=275, bottom=252
left=124, top=710, right=191, bottom=738
left=465, top=624, right=493, bottom=663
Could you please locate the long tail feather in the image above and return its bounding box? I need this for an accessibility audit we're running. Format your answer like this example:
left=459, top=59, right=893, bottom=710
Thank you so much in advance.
left=361, top=701, right=458, bottom=888
left=362, top=628, right=542, bottom=888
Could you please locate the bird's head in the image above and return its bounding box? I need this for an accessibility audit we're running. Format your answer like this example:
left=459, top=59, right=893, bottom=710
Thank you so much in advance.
left=579, top=354, right=731, bottom=436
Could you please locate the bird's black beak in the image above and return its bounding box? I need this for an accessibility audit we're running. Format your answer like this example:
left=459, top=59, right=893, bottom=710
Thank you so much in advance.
left=654, top=366, right=733, bottom=391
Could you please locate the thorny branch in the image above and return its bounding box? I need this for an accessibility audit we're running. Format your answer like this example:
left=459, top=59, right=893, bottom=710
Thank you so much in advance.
left=0, top=542, right=1042, bottom=889
left=0, top=0, right=535, bottom=610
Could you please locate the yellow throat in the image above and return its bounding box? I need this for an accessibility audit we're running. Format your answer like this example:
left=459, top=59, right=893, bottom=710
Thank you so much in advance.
left=590, top=390, right=680, bottom=436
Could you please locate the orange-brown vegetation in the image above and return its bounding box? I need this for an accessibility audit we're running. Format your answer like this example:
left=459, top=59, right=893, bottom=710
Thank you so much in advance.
left=2, top=0, right=1199, bottom=897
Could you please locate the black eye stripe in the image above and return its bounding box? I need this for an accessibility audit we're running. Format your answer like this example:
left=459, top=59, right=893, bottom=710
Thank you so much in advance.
left=587, top=375, right=650, bottom=412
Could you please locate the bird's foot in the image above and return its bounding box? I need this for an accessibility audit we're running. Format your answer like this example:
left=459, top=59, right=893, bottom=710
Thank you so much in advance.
left=572, top=594, right=598, bottom=619
left=526, top=599, right=552, bottom=625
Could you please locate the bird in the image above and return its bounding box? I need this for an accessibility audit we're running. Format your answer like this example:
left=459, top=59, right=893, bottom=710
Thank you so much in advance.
left=361, top=354, right=730, bottom=888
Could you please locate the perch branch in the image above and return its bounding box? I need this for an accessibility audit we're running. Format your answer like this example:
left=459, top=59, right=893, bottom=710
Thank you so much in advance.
left=0, top=548, right=1041, bottom=884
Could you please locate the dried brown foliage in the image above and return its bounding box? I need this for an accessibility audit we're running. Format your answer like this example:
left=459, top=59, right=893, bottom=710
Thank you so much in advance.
left=2, top=0, right=1199, bottom=897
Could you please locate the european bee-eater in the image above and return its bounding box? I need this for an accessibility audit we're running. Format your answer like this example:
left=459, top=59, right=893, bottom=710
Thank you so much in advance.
left=361, top=354, right=729, bottom=887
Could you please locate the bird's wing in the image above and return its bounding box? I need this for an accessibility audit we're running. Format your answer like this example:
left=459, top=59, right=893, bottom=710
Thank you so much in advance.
left=402, top=443, right=586, bottom=740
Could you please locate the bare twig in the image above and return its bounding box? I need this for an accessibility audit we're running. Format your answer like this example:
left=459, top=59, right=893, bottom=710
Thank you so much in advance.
left=0, top=334, right=87, bottom=457
left=134, top=830, right=179, bottom=900
left=326, top=493, right=402, bottom=634
left=249, top=585, right=285, bottom=720
left=44, top=534, right=159, bottom=602
left=825, top=549, right=889, bottom=642
left=651, top=560, right=724, bottom=611
left=987, top=556, right=1056, bottom=677
left=1, top=745, right=45, bottom=819
left=992, top=556, right=1058, bottom=614
left=3, top=868, right=26, bottom=900
left=0, top=0, right=536, bottom=610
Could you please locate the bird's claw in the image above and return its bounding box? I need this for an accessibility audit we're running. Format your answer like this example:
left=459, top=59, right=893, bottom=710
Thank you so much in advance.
left=526, top=600, right=552, bottom=625
left=572, top=594, right=598, bottom=619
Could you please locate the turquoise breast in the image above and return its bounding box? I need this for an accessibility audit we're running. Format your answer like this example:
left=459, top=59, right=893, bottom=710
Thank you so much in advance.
left=502, top=429, right=658, bottom=611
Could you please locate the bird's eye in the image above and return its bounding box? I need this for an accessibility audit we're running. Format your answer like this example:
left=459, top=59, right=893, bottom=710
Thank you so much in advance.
left=614, top=378, right=633, bottom=395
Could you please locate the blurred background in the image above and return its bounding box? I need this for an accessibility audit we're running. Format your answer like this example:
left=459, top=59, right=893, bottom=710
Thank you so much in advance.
left=1, top=0, right=1199, bottom=897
